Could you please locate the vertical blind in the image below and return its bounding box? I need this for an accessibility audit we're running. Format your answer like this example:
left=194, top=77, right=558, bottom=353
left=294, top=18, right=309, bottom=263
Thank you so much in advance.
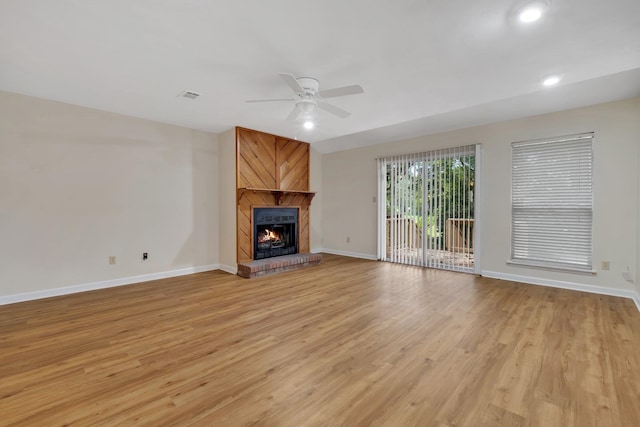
left=377, top=145, right=478, bottom=273
left=511, top=133, right=593, bottom=271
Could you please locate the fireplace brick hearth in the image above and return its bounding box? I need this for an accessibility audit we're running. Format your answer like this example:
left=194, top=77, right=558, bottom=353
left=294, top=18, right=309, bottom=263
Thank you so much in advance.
left=237, top=253, right=322, bottom=278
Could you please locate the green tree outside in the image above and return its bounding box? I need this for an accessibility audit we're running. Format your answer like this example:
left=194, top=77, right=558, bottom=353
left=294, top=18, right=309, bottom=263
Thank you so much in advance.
left=386, top=155, right=474, bottom=248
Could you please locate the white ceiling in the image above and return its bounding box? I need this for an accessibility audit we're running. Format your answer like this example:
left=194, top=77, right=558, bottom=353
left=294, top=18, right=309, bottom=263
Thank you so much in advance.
left=1, top=0, right=639, bottom=153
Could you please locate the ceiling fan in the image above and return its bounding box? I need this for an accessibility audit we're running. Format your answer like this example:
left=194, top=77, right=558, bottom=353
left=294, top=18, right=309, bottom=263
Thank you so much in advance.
left=245, top=73, right=364, bottom=120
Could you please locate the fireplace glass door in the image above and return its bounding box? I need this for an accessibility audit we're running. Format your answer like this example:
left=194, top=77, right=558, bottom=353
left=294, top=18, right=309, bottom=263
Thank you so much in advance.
left=253, top=208, right=298, bottom=259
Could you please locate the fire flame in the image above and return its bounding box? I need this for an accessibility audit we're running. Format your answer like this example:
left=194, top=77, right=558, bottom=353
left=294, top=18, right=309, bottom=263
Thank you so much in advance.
left=258, top=229, right=281, bottom=243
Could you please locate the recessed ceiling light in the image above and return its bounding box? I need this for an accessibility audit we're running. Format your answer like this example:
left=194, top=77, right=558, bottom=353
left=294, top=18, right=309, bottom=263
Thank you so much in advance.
left=542, top=75, right=561, bottom=86
left=303, top=121, right=314, bottom=130
left=518, top=2, right=548, bottom=23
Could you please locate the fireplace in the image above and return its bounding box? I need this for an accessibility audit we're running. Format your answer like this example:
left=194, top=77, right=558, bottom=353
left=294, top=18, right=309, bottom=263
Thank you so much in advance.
left=253, top=207, right=298, bottom=260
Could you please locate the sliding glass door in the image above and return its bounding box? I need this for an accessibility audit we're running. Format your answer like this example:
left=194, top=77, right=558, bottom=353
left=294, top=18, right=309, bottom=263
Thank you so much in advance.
left=377, top=145, right=479, bottom=273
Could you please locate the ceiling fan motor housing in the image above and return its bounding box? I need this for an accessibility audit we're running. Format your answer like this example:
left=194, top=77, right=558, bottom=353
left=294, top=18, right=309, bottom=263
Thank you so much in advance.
left=296, top=77, right=320, bottom=95
left=294, top=77, right=320, bottom=113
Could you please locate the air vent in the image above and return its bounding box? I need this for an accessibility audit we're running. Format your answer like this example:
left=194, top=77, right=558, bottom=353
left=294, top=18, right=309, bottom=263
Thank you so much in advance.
left=178, top=90, right=201, bottom=100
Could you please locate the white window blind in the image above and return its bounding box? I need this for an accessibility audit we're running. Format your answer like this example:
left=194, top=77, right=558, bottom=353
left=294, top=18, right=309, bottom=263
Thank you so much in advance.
left=511, top=133, right=593, bottom=271
left=377, top=145, right=479, bottom=273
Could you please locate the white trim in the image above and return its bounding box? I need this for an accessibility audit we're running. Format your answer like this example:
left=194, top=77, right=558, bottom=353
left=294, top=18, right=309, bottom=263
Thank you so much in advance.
left=0, top=264, right=220, bottom=306
left=473, top=143, right=483, bottom=275
left=218, top=264, right=238, bottom=275
left=482, top=270, right=640, bottom=312
left=633, top=291, right=640, bottom=312
left=313, top=248, right=377, bottom=261
left=376, top=159, right=387, bottom=261
left=507, top=259, right=596, bottom=275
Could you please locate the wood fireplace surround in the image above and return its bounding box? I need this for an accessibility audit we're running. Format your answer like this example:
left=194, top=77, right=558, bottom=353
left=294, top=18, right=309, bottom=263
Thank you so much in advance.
left=235, top=127, right=316, bottom=265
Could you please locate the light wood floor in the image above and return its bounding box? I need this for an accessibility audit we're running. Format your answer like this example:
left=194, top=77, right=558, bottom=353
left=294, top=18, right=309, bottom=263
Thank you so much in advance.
left=1, top=254, right=640, bottom=426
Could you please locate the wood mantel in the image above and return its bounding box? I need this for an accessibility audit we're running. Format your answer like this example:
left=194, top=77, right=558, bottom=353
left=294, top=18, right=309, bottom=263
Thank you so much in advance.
left=237, top=187, right=316, bottom=205
left=235, top=127, right=313, bottom=263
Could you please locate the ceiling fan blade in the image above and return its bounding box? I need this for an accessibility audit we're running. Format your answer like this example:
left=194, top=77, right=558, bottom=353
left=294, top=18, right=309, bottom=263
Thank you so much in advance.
left=279, top=73, right=305, bottom=94
left=318, top=84, right=364, bottom=99
left=286, top=105, right=300, bottom=121
left=318, top=102, right=351, bottom=118
left=245, top=98, right=295, bottom=103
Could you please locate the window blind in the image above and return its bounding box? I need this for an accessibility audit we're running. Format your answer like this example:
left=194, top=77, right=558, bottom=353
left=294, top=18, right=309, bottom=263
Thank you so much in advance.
left=511, top=133, right=593, bottom=271
left=377, top=145, right=478, bottom=273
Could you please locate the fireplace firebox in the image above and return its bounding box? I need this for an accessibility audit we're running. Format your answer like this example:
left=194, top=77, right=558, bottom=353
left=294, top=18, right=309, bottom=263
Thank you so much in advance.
left=253, top=207, right=298, bottom=260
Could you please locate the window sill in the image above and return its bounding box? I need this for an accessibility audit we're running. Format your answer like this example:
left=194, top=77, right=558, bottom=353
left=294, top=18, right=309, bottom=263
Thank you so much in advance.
left=507, top=259, right=596, bottom=275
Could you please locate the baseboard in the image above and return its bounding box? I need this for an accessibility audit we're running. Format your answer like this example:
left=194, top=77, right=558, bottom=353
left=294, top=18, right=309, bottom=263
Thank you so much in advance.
left=633, top=291, right=640, bottom=312
left=482, top=270, right=640, bottom=312
left=0, top=264, right=220, bottom=306
left=218, top=264, right=238, bottom=275
left=313, top=248, right=377, bottom=261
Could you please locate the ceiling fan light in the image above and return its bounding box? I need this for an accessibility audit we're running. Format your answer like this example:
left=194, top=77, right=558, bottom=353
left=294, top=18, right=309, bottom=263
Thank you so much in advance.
left=296, top=100, right=316, bottom=113
left=542, top=75, right=561, bottom=86
left=303, top=121, right=314, bottom=130
left=518, top=1, right=548, bottom=23
left=519, top=8, right=541, bottom=22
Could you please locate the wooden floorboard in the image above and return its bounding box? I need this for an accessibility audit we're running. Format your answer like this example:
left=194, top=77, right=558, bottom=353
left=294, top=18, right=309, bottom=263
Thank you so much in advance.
left=1, top=254, right=639, bottom=426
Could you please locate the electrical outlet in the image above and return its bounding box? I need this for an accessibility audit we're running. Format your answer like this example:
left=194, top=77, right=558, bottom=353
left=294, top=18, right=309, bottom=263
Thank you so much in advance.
left=373, top=196, right=376, bottom=203
left=109, top=256, right=116, bottom=265
left=601, top=261, right=610, bottom=271
left=142, top=252, right=148, bottom=261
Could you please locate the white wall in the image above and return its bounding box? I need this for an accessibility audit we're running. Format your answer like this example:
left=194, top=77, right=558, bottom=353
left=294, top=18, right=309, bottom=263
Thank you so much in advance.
left=322, top=97, right=640, bottom=293
left=0, top=91, right=220, bottom=299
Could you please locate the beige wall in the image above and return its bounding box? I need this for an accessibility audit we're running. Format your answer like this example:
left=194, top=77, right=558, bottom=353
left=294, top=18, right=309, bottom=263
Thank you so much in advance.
left=310, top=147, right=323, bottom=251
left=2, top=89, right=638, bottom=302
left=217, top=128, right=237, bottom=272
left=0, top=91, right=220, bottom=298
left=637, top=144, right=640, bottom=299
left=321, top=97, right=640, bottom=292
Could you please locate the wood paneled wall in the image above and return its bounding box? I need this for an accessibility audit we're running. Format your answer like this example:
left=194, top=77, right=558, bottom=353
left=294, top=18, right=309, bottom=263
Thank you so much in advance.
left=236, top=127, right=312, bottom=263
left=276, top=137, right=310, bottom=191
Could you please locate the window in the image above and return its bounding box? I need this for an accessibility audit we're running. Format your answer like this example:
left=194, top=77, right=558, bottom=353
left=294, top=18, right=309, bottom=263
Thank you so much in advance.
left=511, top=133, right=593, bottom=271
left=377, top=144, right=479, bottom=273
